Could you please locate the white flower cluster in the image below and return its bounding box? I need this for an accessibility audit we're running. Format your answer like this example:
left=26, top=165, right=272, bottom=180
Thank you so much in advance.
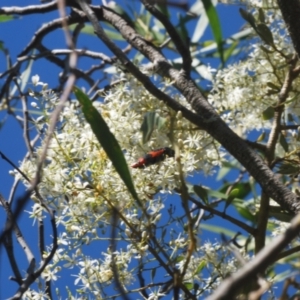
left=208, top=5, right=300, bottom=138
left=17, top=1, right=300, bottom=297
left=19, top=72, right=224, bottom=298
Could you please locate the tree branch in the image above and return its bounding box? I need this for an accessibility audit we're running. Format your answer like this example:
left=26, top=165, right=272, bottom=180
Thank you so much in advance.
left=277, top=0, right=300, bottom=58
left=207, top=212, right=300, bottom=300
left=94, top=4, right=300, bottom=214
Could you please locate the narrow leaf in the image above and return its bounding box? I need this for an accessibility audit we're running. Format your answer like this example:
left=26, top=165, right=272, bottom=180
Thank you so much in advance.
left=194, top=185, right=209, bottom=204
left=233, top=201, right=255, bottom=222
left=73, top=87, right=138, bottom=200
left=239, top=8, right=256, bottom=29
left=224, top=188, right=239, bottom=211
left=194, top=260, right=207, bottom=274
left=200, top=223, right=236, bottom=237
left=258, top=8, right=265, bottom=23
left=256, top=23, right=274, bottom=46
left=0, top=15, right=14, bottom=23
left=202, top=0, right=224, bottom=65
left=277, top=162, right=299, bottom=175
left=256, top=131, right=266, bottom=142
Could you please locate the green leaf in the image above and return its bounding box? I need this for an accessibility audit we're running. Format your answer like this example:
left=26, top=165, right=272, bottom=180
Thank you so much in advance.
left=140, top=112, right=167, bottom=144
left=224, top=188, right=239, bottom=211
left=258, top=8, right=265, bottom=24
left=184, top=282, right=194, bottom=290
left=177, top=14, right=189, bottom=46
left=260, top=45, right=274, bottom=54
left=200, top=223, right=237, bottom=237
left=151, top=268, right=156, bottom=281
left=277, top=162, right=299, bottom=175
left=239, top=8, right=256, bottom=29
left=256, top=23, right=274, bottom=46
left=0, top=15, right=14, bottom=23
left=269, top=210, right=293, bottom=223
left=216, top=165, right=231, bottom=180
left=207, top=189, right=227, bottom=199
left=266, top=82, right=280, bottom=91
left=202, top=0, right=224, bottom=65
left=219, top=182, right=251, bottom=199
left=11, top=51, right=35, bottom=96
left=194, top=260, right=207, bottom=275
left=256, top=131, right=266, bottom=142
left=262, top=106, right=274, bottom=120
left=233, top=200, right=255, bottom=222
left=279, top=134, right=289, bottom=152
left=175, top=255, right=185, bottom=262
left=69, top=24, right=125, bottom=41
left=223, top=41, right=238, bottom=64
left=73, top=87, right=138, bottom=201
left=193, top=185, right=209, bottom=204
left=103, top=28, right=125, bottom=41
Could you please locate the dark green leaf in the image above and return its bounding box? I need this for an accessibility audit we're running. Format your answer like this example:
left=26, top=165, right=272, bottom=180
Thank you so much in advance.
left=194, top=185, right=208, bottom=204
left=177, top=14, right=189, bottom=46
left=260, top=45, right=274, bottom=54
left=151, top=268, right=156, bottom=281
left=73, top=87, right=138, bottom=201
left=256, top=23, right=274, bottom=46
left=258, top=8, right=265, bottom=23
left=262, top=106, right=274, bottom=120
left=239, top=8, right=256, bottom=29
left=277, top=162, right=299, bottom=175
left=266, top=82, right=280, bottom=91
left=202, top=0, right=224, bottom=65
left=200, top=223, right=236, bottom=237
left=269, top=208, right=293, bottom=223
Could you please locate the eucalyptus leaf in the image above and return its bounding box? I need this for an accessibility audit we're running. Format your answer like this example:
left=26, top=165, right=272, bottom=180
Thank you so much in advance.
left=239, top=8, right=256, bottom=29
left=73, top=87, right=139, bottom=201
left=262, top=106, right=274, bottom=120
left=194, top=185, right=209, bottom=204
left=256, top=23, right=274, bottom=46
left=202, top=0, right=224, bottom=64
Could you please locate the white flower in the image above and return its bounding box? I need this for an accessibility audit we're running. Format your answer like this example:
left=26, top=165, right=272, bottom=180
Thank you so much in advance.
left=31, top=74, right=44, bottom=86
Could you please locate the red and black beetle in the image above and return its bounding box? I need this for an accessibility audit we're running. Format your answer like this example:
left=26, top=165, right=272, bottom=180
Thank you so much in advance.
left=131, top=147, right=175, bottom=168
